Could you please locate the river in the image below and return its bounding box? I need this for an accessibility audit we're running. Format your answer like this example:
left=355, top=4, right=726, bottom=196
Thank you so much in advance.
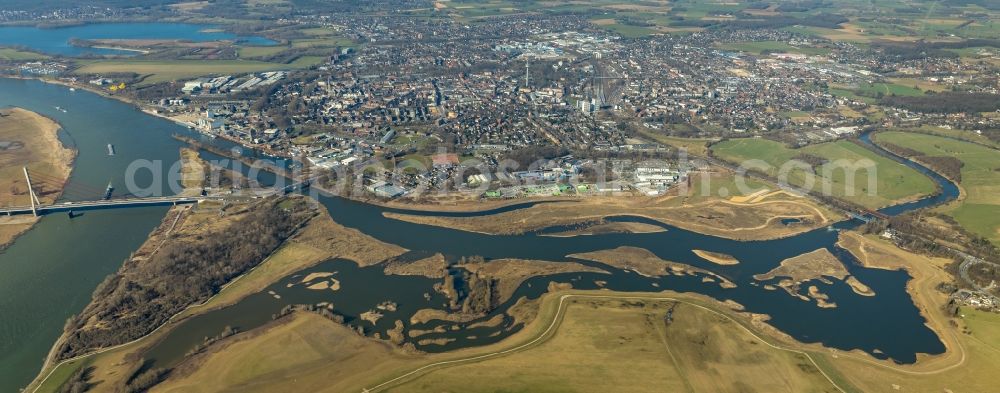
left=0, top=78, right=960, bottom=391
left=0, top=78, right=283, bottom=391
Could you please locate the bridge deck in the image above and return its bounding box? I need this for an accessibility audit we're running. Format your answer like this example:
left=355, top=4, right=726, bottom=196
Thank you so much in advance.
left=1, top=179, right=306, bottom=216
left=0, top=196, right=219, bottom=216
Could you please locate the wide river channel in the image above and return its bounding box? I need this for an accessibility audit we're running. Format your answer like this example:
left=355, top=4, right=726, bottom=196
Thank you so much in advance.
left=0, top=78, right=960, bottom=391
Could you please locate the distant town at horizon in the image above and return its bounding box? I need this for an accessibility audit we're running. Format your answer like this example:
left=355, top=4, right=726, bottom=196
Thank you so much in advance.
left=1, top=1, right=999, bottom=392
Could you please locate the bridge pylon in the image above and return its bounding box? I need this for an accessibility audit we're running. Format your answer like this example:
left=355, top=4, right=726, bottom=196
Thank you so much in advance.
left=23, top=167, right=40, bottom=217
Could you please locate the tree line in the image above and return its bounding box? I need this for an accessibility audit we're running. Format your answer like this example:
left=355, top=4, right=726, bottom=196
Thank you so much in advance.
left=55, top=196, right=316, bottom=360
left=881, top=92, right=1000, bottom=114
left=877, top=141, right=964, bottom=182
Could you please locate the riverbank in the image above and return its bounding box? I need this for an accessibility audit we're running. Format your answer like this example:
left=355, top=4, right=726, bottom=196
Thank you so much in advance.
left=836, top=231, right=960, bottom=365
left=26, top=197, right=408, bottom=393
left=26, top=203, right=969, bottom=393
left=381, top=192, right=838, bottom=241
left=825, top=231, right=1000, bottom=392
left=366, top=194, right=579, bottom=213
left=0, top=77, right=219, bottom=393
left=50, top=195, right=315, bottom=363
left=692, top=249, right=740, bottom=265
left=0, top=107, right=75, bottom=248
left=86, top=45, right=151, bottom=54
left=872, top=131, right=1000, bottom=246
left=148, top=291, right=841, bottom=393
left=11, top=75, right=289, bottom=158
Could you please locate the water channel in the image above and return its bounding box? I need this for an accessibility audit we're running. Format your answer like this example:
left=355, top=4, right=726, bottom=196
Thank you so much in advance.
left=0, top=78, right=960, bottom=390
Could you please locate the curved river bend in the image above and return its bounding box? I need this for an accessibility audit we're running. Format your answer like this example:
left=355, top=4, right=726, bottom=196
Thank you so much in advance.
left=0, top=79, right=959, bottom=391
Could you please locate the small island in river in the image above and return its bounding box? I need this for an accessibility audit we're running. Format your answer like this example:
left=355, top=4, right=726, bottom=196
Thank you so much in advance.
left=692, top=249, right=740, bottom=265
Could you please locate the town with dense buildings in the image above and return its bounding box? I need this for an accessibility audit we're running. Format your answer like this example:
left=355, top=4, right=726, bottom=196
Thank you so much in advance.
left=7, top=12, right=998, bottom=201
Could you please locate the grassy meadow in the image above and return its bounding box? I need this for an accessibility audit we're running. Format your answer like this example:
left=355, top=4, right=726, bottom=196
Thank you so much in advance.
left=711, top=138, right=936, bottom=209
left=637, top=129, right=714, bottom=156
left=390, top=300, right=839, bottom=393
left=0, top=48, right=49, bottom=61
left=236, top=45, right=287, bottom=58
left=854, top=82, right=925, bottom=97
left=143, top=295, right=839, bottom=393
left=874, top=131, right=1000, bottom=244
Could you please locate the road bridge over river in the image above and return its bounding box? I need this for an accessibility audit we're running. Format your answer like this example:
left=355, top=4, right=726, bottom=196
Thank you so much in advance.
left=0, top=196, right=218, bottom=216
left=2, top=167, right=310, bottom=217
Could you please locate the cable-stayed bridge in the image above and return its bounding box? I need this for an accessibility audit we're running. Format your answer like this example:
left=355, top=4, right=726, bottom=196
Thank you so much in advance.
left=2, top=167, right=308, bottom=217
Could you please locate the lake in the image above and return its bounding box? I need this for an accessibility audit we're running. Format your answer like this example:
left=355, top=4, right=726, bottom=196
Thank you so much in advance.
left=0, top=23, right=275, bottom=56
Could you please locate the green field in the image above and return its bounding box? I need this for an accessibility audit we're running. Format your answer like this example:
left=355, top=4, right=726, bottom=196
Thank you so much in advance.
left=827, top=86, right=878, bottom=104
left=827, top=82, right=926, bottom=103
left=668, top=0, right=744, bottom=19
left=389, top=133, right=435, bottom=150
left=0, top=48, right=49, bottom=61
left=874, top=131, right=1000, bottom=244
left=946, top=46, right=1000, bottom=58
left=74, top=57, right=324, bottom=85
left=711, top=138, right=937, bottom=209
left=32, top=358, right=91, bottom=393
left=237, top=45, right=287, bottom=58
left=446, top=0, right=522, bottom=18
left=895, top=126, right=1000, bottom=149
left=963, top=307, right=1000, bottom=346
left=854, top=82, right=925, bottom=97
left=601, top=22, right=657, bottom=38
left=637, top=129, right=714, bottom=156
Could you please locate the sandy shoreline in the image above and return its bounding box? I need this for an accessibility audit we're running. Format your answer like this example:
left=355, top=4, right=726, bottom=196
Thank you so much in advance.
left=0, top=107, right=76, bottom=248
left=381, top=195, right=834, bottom=241
left=81, top=44, right=151, bottom=54
left=692, top=249, right=740, bottom=265
left=835, top=231, right=962, bottom=366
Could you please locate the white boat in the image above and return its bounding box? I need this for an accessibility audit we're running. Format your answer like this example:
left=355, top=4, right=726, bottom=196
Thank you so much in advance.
left=69, top=87, right=76, bottom=92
